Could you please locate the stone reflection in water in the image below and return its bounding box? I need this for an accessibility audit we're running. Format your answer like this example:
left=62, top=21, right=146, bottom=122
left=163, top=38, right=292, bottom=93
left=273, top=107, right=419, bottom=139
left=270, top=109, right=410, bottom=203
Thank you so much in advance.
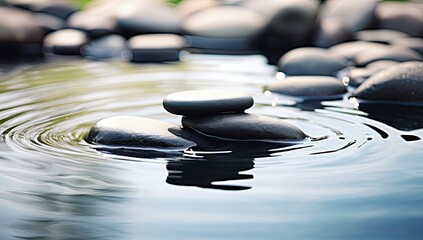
left=12, top=161, right=129, bottom=240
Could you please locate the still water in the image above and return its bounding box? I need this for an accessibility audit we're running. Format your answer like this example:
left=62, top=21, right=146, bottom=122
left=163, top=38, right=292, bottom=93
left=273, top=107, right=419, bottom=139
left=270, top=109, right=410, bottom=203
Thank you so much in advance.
left=0, top=55, right=422, bottom=240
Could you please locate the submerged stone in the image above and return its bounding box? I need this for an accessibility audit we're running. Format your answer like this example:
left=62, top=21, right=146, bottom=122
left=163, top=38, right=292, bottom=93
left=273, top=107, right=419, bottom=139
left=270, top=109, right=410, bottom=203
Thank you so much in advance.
left=267, top=76, right=347, bottom=97
left=43, top=29, right=88, bottom=55
left=353, top=61, right=423, bottom=102
left=86, top=116, right=196, bottom=149
left=278, top=47, right=349, bottom=76
left=182, top=113, right=307, bottom=141
left=128, top=34, right=186, bottom=62
left=163, top=90, right=254, bottom=116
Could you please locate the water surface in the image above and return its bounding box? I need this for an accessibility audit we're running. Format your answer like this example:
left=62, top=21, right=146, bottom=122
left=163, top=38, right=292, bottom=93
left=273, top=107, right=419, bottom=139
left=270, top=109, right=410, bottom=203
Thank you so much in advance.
left=0, top=55, right=422, bottom=240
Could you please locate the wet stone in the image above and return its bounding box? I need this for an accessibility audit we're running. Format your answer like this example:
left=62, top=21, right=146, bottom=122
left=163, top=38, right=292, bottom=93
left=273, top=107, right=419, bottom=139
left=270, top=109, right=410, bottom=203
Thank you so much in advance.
left=354, top=46, right=422, bottom=67
left=82, top=34, right=127, bottom=59
left=43, top=29, right=88, bottom=55
left=163, top=90, right=254, bottom=116
left=86, top=116, right=196, bottom=150
left=376, top=2, right=423, bottom=37
left=68, top=12, right=118, bottom=38
left=128, top=34, right=186, bottom=62
left=278, top=47, right=349, bottom=76
left=267, top=76, right=347, bottom=97
left=390, top=37, right=423, bottom=56
left=355, top=29, right=409, bottom=44
left=182, top=113, right=307, bottom=141
left=329, top=41, right=388, bottom=61
left=313, top=17, right=353, bottom=48
left=33, top=13, right=65, bottom=33
left=353, top=61, right=423, bottom=102
left=10, top=0, right=77, bottom=19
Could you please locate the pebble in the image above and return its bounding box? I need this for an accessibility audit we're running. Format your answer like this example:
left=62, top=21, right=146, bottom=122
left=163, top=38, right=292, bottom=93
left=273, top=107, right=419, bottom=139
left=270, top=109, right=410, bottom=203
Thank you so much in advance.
left=354, top=47, right=422, bottom=67
left=86, top=116, right=196, bottom=149
left=116, top=1, right=182, bottom=36
left=127, top=34, right=186, bottom=62
left=355, top=29, right=409, bottom=44
left=313, top=17, right=353, bottom=48
left=33, top=13, right=65, bottom=33
left=82, top=34, right=127, bottom=59
left=267, top=76, right=347, bottom=97
left=346, top=61, right=399, bottom=87
left=10, top=0, right=77, bottom=19
left=329, top=41, right=388, bottom=61
left=43, top=29, right=88, bottom=55
left=376, top=1, right=423, bottom=37
left=163, top=90, right=254, bottom=116
left=353, top=61, right=423, bottom=102
left=182, top=113, right=307, bottom=141
left=176, top=0, right=219, bottom=18
left=278, top=47, right=349, bottom=76
left=390, top=37, right=423, bottom=56
left=68, top=12, right=118, bottom=38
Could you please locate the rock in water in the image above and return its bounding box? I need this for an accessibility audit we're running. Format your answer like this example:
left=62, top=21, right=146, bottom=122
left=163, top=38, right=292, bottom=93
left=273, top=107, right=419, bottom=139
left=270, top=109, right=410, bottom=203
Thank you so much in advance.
left=163, top=90, right=254, bottom=116
left=86, top=116, right=196, bottom=149
left=127, top=34, right=186, bottom=62
left=43, top=29, right=88, bottom=55
left=353, top=61, right=423, bottom=102
left=267, top=76, right=347, bottom=97
left=278, top=47, right=349, bottom=76
left=354, top=47, right=422, bottom=67
left=182, top=113, right=307, bottom=141
left=355, top=29, right=409, bottom=44
left=82, top=34, right=127, bottom=59
left=329, top=41, right=388, bottom=61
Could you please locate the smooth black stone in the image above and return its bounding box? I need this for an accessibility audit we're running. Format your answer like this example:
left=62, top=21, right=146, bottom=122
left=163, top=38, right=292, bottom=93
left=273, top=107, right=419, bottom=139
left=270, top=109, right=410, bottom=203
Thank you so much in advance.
left=267, top=76, right=347, bottom=97
left=186, top=35, right=257, bottom=54
left=182, top=113, right=307, bottom=141
left=116, top=2, right=182, bottom=36
left=182, top=6, right=265, bottom=39
left=354, top=46, right=422, bottom=67
left=33, top=13, right=65, bottom=33
left=128, top=34, right=186, bottom=62
left=82, top=34, right=127, bottom=59
left=316, top=0, right=378, bottom=33
left=353, top=61, right=423, bottom=102
left=10, top=0, right=76, bottom=19
left=43, top=29, right=88, bottom=55
left=347, top=61, right=399, bottom=87
left=390, top=37, right=423, bottom=56
left=86, top=116, right=196, bottom=149
left=329, top=41, right=388, bottom=61
left=278, top=47, right=349, bottom=76
left=68, top=12, right=118, bottom=38
left=163, top=90, right=254, bottom=116
left=355, top=29, right=409, bottom=44
left=376, top=2, right=423, bottom=37
left=313, top=18, right=353, bottom=48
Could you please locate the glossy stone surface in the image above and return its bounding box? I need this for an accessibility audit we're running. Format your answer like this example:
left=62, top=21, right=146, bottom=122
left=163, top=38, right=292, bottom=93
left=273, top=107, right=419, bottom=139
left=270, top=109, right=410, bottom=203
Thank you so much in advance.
left=329, top=41, right=388, bottom=61
left=128, top=34, right=186, bottom=62
left=182, top=113, right=307, bottom=141
left=353, top=61, right=423, bottom=102
left=86, top=116, right=196, bottom=149
left=267, top=76, right=347, bottom=97
left=278, top=47, right=349, bottom=76
left=354, top=47, right=422, bottom=67
left=355, top=29, right=409, bottom=44
left=376, top=2, right=423, bottom=37
left=82, top=34, right=127, bottom=59
left=163, top=90, right=254, bottom=116
left=43, top=29, right=88, bottom=55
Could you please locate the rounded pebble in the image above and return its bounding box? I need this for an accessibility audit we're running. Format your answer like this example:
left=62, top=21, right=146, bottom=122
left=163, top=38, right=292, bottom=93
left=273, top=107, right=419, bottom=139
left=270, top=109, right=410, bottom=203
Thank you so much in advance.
left=354, top=46, right=422, bottom=67
left=267, top=76, right=347, bottom=97
left=43, top=29, right=88, bottom=55
left=355, top=29, right=409, bottom=44
left=353, top=61, right=423, bottom=102
left=278, top=47, right=349, bottom=76
left=163, top=90, right=254, bottom=116
left=182, top=113, right=307, bottom=141
left=329, top=41, right=388, bottom=61
left=86, top=116, right=196, bottom=149
left=128, top=34, right=186, bottom=62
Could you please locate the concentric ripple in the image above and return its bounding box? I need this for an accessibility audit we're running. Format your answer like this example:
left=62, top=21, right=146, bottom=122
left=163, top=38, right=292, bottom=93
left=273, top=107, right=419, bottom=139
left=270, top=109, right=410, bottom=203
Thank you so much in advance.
left=0, top=56, right=422, bottom=240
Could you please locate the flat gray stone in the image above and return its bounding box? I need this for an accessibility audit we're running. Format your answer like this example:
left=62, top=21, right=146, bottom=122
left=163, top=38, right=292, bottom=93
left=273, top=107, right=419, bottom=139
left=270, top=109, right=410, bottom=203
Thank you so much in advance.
left=355, top=29, right=409, bottom=44
left=182, top=113, right=307, bottom=141
left=376, top=2, right=423, bottom=37
left=86, top=116, right=196, bottom=149
left=43, top=29, right=88, bottom=55
left=329, top=41, right=388, bottom=61
left=163, top=90, right=254, bottom=116
left=267, top=76, right=347, bottom=97
left=278, top=47, right=349, bottom=76
left=0, top=7, right=44, bottom=43
left=182, top=6, right=265, bottom=39
left=353, top=61, right=423, bottom=102
left=128, top=34, right=186, bottom=62
left=82, top=34, right=127, bottom=59
left=354, top=46, right=422, bottom=67
left=390, top=37, right=423, bottom=55
left=313, top=17, right=353, bottom=48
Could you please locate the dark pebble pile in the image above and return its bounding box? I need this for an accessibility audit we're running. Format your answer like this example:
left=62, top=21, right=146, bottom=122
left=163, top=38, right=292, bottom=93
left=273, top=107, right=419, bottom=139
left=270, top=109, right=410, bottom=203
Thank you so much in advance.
left=1, top=0, right=421, bottom=149
left=86, top=90, right=307, bottom=150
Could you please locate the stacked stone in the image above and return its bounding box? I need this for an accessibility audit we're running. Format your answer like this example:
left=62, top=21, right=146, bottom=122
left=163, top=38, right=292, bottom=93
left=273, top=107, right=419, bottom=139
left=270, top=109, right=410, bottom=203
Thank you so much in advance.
left=86, top=90, right=307, bottom=150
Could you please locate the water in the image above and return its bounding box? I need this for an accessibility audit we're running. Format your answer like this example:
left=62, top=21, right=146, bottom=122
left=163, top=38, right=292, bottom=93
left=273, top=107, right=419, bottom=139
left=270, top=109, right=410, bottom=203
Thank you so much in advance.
left=0, top=55, right=422, bottom=240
